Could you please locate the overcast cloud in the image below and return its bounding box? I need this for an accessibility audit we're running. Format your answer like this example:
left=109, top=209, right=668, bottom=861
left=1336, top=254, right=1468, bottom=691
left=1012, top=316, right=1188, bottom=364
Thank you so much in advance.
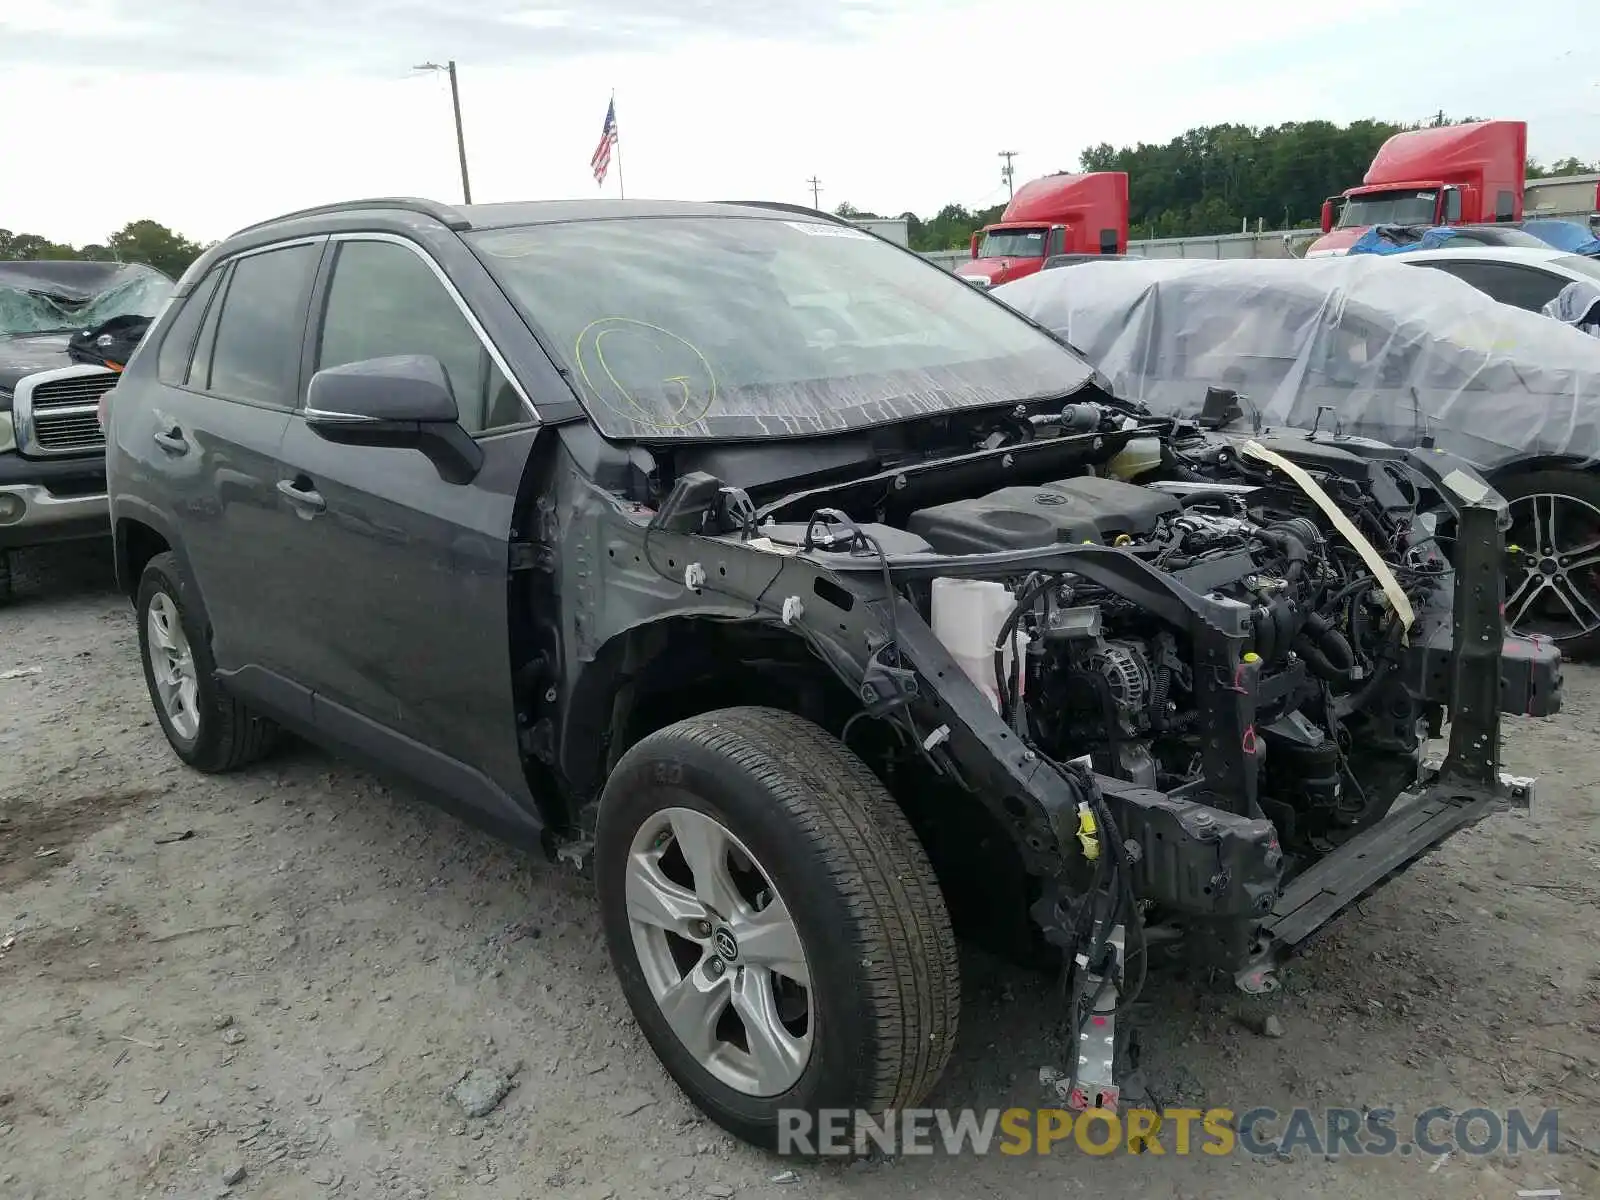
left=1, top=0, right=1593, bottom=246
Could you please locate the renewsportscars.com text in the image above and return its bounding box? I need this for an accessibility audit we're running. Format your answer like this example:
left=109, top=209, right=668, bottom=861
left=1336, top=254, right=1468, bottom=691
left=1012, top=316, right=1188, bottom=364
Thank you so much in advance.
left=777, top=1106, right=1562, bottom=1158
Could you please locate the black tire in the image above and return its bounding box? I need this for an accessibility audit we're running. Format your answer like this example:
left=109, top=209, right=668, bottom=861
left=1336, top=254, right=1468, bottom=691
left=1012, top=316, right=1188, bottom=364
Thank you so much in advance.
left=0, top=550, right=12, bottom=606
left=595, top=706, right=961, bottom=1151
left=136, top=551, right=278, bottom=772
left=1496, top=469, right=1600, bottom=660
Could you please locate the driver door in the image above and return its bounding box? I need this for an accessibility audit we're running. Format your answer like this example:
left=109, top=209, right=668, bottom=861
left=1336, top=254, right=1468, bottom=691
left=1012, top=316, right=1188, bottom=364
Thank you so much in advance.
left=271, top=234, right=537, bottom=813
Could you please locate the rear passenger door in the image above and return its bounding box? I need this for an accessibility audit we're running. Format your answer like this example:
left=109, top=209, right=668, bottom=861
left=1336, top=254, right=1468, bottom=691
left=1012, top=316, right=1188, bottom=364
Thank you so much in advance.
left=142, top=239, right=322, bottom=695
left=272, top=233, right=538, bottom=814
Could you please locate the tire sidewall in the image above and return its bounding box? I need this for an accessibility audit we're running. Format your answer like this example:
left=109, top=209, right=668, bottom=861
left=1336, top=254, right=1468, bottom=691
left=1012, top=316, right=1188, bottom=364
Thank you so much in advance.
left=595, top=737, right=877, bottom=1149
left=136, top=556, right=218, bottom=765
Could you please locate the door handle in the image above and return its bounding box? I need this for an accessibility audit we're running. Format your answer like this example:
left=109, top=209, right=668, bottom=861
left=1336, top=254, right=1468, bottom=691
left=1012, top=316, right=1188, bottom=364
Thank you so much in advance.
left=277, top=477, right=327, bottom=518
left=153, top=428, right=188, bottom=454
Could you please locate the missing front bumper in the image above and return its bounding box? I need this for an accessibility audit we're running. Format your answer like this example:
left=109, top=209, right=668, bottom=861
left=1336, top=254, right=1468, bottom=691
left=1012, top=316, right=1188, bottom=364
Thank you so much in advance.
left=1235, top=765, right=1534, bottom=993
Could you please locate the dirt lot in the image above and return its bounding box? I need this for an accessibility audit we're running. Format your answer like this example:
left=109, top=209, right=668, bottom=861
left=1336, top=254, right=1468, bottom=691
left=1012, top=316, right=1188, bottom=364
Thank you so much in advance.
left=2, top=541, right=1598, bottom=1200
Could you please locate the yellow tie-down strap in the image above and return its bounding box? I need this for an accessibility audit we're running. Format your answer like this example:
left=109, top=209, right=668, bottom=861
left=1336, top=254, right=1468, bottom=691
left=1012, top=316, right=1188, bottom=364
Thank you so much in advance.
left=1241, top=440, right=1414, bottom=635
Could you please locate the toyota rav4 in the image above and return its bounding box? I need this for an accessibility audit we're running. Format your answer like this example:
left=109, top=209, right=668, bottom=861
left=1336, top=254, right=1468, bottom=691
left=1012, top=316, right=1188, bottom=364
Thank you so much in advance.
left=105, top=196, right=1559, bottom=1149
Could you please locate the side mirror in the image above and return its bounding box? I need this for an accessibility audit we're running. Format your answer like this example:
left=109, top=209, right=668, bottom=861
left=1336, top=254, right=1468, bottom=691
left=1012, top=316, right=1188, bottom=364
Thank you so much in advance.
left=970, top=233, right=981, bottom=259
left=1320, top=200, right=1335, bottom=235
left=304, top=354, right=483, bottom=484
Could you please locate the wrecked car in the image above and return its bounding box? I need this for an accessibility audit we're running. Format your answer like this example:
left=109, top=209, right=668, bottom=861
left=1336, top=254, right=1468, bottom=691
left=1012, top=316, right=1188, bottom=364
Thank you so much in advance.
left=105, top=198, right=1556, bottom=1149
left=1, top=260, right=172, bottom=601
left=996, top=255, right=1600, bottom=658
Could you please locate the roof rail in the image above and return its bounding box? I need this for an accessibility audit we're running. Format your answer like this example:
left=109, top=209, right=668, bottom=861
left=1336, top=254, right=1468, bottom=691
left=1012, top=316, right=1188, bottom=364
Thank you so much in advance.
left=714, top=200, right=853, bottom=227
left=230, top=196, right=471, bottom=237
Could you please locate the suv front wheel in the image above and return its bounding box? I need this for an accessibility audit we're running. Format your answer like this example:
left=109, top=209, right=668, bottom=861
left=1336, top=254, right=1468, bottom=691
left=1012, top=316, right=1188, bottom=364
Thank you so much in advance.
left=136, top=551, right=279, bottom=772
left=595, top=706, right=961, bottom=1150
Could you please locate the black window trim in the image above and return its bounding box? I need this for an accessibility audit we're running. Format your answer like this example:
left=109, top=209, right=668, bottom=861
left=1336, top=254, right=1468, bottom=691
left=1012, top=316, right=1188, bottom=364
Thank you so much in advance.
left=307, top=231, right=539, bottom=435
left=171, top=235, right=327, bottom=413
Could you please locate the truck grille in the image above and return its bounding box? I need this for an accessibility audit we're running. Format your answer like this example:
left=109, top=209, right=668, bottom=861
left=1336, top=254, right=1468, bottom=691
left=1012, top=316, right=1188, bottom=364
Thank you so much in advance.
left=32, top=373, right=119, bottom=411
left=35, top=409, right=108, bottom=452
left=20, top=370, right=117, bottom=455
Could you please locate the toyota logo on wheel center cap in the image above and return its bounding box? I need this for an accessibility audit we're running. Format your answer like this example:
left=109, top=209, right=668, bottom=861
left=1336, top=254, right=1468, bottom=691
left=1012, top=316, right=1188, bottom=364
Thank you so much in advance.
left=713, top=926, right=739, bottom=961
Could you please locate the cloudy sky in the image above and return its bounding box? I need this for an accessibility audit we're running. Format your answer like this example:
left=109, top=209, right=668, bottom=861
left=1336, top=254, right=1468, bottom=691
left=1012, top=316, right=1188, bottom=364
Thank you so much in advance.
left=1, top=0, right=1594, bottom=246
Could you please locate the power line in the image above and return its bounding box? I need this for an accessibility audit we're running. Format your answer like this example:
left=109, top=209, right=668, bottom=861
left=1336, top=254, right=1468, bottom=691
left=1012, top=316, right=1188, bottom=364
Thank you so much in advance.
left=806, top=175, right=823, bottom=208
left=998, top=150, right=1019, bottom=200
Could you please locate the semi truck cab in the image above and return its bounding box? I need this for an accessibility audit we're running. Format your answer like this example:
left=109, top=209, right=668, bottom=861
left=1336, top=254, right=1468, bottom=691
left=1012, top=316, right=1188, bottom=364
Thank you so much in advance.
left=1308, top=120, right=1526, bottom=257
left=956, top=172, right=1128, bottom=289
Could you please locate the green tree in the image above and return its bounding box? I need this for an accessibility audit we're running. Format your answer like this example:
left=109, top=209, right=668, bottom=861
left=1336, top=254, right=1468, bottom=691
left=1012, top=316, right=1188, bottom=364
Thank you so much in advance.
left=1, top=220, right=206, bottom=277
left=1528, top=156, right=1600, bottom=179
left=106, top=220, right=205, bottom=278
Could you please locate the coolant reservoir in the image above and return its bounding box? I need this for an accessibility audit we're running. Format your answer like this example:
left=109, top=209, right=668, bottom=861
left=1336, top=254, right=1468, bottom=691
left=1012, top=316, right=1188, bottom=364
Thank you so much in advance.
left=1107, top=436, right=1162, bottom=482
left=930, top=578, right=1018, bottom=712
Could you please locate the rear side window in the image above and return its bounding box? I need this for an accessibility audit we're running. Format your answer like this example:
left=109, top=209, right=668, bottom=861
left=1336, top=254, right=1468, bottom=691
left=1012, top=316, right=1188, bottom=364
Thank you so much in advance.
left=314, top=239, right=521, bottom=433
left=156, top=267, right=224, bottom=385
left=204, top=243, right=319, bottom=406
left=1414, top=260, right=1568, bottom=313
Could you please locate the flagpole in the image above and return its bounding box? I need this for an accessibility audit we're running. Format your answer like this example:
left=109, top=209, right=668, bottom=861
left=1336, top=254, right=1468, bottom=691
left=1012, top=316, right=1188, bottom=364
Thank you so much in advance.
left=613, top=90, right=626, bottom=200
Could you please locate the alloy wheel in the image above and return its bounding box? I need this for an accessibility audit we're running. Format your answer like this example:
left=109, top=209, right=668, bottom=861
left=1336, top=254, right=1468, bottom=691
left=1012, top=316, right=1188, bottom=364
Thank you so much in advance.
left=624, top=807, right=813, bottom=1097
left=146, top=591, right=201, bottom=740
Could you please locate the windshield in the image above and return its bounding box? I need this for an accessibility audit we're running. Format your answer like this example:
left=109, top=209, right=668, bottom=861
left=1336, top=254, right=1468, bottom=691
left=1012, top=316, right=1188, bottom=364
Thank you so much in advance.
left=467, top=216, right=1093, bottom=439
left=1337, top=190, right=1439, bottom=228
left=0, top=266, right=174, bottom=336
left=978, top=227, right=1048, bottom=259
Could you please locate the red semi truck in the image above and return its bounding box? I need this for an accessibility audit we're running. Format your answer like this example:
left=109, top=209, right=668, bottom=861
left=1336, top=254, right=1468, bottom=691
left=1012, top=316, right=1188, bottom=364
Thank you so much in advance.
left=955, top=172, right=1129, bottom=289
left=1307, top=120, right=1531, bottom=257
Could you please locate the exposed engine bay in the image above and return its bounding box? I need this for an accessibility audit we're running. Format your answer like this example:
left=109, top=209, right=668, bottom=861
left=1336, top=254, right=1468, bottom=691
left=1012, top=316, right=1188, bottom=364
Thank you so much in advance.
left=909, top=465, right=1439, bottom=857
left=565, top=387, right=1560, bottom=1113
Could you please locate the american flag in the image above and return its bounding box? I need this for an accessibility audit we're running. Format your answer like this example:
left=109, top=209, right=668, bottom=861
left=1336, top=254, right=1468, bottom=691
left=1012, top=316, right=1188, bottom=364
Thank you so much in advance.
left=591, top=99, right=618, bottom=186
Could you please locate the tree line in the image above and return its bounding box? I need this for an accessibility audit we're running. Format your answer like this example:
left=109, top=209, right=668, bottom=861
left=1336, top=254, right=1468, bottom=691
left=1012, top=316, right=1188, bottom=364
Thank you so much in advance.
left=1, top=221, right=208, bottom=281
left=841, top=117, right=1599, bottom=251
left=9, top=119, right=1597, bottom=269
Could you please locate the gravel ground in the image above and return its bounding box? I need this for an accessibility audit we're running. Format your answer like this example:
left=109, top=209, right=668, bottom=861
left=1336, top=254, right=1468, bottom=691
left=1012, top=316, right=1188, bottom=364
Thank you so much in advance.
left=2, top=541, right=1598, bottom=1200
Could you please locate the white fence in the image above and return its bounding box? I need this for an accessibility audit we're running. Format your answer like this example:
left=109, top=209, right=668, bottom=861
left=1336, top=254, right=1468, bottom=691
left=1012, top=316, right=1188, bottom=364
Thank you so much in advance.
left=920, top=228, right=1320, bottom=270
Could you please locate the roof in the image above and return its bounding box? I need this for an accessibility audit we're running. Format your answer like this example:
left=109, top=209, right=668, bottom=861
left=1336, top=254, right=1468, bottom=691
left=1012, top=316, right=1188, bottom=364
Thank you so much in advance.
left=232, top=196, right=835, bottom=238
left=1393, top=245, right=1573, bottom=266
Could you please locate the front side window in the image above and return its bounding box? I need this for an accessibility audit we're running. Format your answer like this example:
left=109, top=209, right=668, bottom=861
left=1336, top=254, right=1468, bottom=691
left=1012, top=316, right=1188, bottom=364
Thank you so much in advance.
left=467, top=216, right=1091, bottom=440
left=314, top=240, right=522, bottom=434
left=205, top=244, right=319, bottom=406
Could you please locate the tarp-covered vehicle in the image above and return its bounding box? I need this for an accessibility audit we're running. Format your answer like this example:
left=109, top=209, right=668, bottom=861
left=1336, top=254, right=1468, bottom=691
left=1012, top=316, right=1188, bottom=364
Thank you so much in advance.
left=996, top=255, right=1600, bottom=656
left=0, top=260, right=172, bottom=601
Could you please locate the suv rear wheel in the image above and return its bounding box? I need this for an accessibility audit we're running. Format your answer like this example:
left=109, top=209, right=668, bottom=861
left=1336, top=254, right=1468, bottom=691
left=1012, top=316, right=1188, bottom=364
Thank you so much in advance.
left=136, top=551, right=279, bottom=772
left=595, top=706, right=960, bottom=1150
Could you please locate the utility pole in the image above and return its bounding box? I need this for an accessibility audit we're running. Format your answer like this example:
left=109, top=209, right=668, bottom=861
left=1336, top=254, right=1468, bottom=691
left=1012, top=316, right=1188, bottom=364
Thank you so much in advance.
left=806, top=176, right=823, bottom=209
left=998, top=150, right=1019, bottom=200
left=415, top=60, right=472, bottom=204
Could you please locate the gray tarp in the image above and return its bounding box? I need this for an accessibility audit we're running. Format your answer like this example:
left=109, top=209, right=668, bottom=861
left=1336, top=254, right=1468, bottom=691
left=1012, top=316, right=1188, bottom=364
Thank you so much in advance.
left=995, top=255, right=1600, bottom=472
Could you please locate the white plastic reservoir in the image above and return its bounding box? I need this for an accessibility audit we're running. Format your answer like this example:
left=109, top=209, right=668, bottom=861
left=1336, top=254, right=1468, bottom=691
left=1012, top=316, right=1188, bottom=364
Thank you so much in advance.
left=930, top=578, right=1025, bottom=712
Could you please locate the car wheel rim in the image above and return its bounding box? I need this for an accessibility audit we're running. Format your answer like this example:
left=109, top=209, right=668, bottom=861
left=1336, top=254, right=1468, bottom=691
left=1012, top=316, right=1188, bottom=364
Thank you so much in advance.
left=1506, top=492, right=1600, bottom=642
left=625, top=806, right=813, bottom=1097
left=147, top=591, right=201, bottom=741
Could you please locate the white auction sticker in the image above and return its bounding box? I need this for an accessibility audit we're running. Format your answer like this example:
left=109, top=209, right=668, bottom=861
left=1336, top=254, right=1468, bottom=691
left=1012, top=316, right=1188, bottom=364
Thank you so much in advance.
left=784, top=221, right=872, bottom=239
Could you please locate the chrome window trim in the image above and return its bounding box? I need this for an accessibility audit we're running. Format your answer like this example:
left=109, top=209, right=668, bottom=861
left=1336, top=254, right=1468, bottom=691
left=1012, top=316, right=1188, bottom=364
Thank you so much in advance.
left=322, top=231, right=538, bottom=425
left=12, top=363, right=119, bottom=458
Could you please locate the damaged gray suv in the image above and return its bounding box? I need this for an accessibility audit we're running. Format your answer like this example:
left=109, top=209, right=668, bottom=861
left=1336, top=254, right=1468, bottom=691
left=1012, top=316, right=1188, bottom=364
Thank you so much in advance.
left=105, top=196, right=1560, bottom=1149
